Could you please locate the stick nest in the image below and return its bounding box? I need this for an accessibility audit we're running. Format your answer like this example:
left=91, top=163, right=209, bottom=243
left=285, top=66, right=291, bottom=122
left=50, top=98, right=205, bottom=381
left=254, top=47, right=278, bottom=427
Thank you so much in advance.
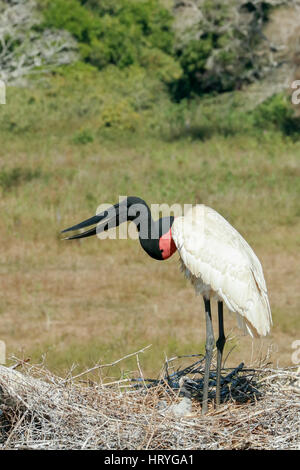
left=0, top=350, right=299, bottom=450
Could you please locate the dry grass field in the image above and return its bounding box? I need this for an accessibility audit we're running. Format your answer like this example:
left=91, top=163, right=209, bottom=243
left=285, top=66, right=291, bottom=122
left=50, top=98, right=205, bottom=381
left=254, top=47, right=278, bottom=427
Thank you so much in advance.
left=0, top=76, right=299, bottom=380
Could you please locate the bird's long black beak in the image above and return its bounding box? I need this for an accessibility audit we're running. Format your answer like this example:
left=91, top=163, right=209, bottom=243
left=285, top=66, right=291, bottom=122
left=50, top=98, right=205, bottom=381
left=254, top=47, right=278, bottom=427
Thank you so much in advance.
left=61, top=202, right=125, bottom=240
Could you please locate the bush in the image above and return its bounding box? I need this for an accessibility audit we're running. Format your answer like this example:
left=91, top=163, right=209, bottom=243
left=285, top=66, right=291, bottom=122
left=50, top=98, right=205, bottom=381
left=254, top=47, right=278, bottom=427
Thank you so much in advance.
left=98, top=99, right=140, bottom=131
left=169, top=36, right=215, bottom=99
left=41, top=0, right=97, bottom=42
left=40, top=0, right=176, bottom=72
left=171, top=0, right=277, bottom=100
left=139, top=48, right=182, bottom=84
left=252, top=93, right=300, bottom=136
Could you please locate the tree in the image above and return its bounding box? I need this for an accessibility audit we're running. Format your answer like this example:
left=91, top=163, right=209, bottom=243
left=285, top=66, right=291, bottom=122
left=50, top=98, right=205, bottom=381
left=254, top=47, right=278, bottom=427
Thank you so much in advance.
left=171, top=0, right=298, bottom=99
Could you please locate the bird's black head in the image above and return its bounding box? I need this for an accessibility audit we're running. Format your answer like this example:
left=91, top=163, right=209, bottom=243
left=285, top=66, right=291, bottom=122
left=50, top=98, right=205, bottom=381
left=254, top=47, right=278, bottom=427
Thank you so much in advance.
left=62, top=196, right=177, bottom=261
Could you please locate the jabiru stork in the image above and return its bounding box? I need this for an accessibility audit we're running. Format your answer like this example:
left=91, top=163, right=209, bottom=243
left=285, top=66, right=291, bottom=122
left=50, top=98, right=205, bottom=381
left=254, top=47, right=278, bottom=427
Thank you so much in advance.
left=62, top=196, right=272, bottom=413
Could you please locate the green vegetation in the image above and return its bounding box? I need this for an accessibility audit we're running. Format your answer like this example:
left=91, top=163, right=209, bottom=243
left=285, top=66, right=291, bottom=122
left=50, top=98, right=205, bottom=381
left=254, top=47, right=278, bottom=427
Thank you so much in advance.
left=40, top=0, right=178, bottom=79
left=34, top=0, right=288, bottom=100
left=253, top=93, right=300, bottom=136
left=1, top=65, right=299, bottom=140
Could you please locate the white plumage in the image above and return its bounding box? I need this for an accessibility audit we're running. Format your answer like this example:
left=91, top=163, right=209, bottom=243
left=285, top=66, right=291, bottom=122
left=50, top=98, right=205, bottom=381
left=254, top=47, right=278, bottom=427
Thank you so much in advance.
left=171, top=205, right=272, bottom=338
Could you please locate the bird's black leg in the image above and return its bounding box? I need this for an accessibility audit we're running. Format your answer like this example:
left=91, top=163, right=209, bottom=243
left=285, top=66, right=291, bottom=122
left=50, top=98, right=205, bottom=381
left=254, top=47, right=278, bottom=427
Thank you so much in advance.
left=216, top=301, right=226, bottom=408
left=202, top=297, right=214, bottom=415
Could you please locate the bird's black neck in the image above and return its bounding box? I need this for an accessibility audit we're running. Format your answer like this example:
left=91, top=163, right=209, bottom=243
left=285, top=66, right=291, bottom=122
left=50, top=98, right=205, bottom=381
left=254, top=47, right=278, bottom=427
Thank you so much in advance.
left=125, top=197, right=174, bottom=260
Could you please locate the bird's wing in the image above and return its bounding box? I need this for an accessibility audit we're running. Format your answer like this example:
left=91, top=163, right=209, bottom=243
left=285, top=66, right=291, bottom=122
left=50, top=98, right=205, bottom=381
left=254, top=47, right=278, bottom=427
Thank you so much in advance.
left=172, top=205, right=272, bottom=337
